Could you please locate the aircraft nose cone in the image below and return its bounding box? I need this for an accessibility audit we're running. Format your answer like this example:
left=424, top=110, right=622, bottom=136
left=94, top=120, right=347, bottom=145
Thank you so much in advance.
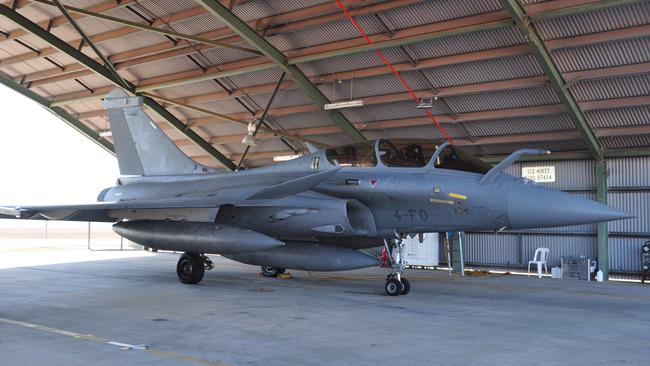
left=507, top=185, right=634, bottom=229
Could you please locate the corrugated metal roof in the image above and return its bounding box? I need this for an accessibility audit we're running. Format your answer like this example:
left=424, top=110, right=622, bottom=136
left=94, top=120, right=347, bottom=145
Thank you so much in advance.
left=570, top=73, right=650, bottom=101
left=534, top=1, right=650, bottom=40
left=225, top=67, right=285, bottom=89
left=199, top=121, right=247, bottom=137
left=317, top=71, right=429, bottom=101
left=444, top=85, right=560, bottom=113
left=464, top=113, right=574, bottom=136
left=420, top=53, right=542, bottom=87
left=247, top=88, right=313, bottom=109
left=235, top=0, right=329, bottom=21
left=0, top=0, right=647, bottom=171
left=273, top=111, right=335, bottom=130
left=351, top=100, right=444, bottom=122
left=96, top=30, right=170, bottom=55
left=361, top=123, right=466, bottom=141
left=586, top=105, right=650, bottom=128
left=552, top=37, right=650, bottom=73
left=135, top=0, right=200, bottom=19
left=266, top=14, right=384, bottom=53
left=380, top=0, right=502, bottom=30
left=188, top=46, right=258, bottom=69
left=600, top=134, right=650, bottom=149
left=127, top=55, right=201, bottom=80
left=403, top=26, right=525, bottom=60
left=298, top=47, right=410, bottom=77
left=304, top=132, right=356, bottom=147
left=156, top=79, right=226, bottom=100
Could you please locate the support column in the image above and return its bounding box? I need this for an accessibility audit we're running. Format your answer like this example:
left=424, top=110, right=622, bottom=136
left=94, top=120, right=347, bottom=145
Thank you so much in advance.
left=450, top=232, right=465, bottom=274
left=596, top=160, right=609, bottom=281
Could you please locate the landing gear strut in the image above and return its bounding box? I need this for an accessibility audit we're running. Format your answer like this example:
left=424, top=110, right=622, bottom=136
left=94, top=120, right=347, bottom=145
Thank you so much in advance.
left=176, top=253, right=213, bottom=284
left=261, top=266, right=286, bottom=278
left=384, top=237, right=410, bottom=296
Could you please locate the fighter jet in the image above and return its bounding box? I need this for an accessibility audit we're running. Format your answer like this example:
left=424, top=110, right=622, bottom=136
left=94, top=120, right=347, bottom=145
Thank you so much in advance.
left=0, top=89, right=633, bottom=295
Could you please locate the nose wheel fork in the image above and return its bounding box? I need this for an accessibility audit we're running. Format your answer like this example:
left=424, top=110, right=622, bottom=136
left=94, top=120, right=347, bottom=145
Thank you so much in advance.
left=383, top=237, right=410, bottom=296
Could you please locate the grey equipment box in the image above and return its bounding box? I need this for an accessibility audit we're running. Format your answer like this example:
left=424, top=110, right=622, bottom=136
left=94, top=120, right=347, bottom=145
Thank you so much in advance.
left=561, top=256, right=593, bottom=281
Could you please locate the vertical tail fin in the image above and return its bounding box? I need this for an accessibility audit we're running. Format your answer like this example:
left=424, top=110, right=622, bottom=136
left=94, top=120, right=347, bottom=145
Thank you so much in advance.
left=104, top=89, right=214, bottom=176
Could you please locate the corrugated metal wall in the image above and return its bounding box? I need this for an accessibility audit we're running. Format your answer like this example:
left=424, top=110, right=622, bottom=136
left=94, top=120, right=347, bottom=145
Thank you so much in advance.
left=461, top=157, right=650, bottom=276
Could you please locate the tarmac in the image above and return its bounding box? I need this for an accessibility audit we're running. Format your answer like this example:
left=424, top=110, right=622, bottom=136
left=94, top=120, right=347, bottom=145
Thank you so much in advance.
left=1, top=247, right=649, bottom=366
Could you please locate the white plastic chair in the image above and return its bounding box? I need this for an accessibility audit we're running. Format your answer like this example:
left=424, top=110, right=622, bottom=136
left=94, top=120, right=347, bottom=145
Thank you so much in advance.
left=527, top=248, right=549, bottom=278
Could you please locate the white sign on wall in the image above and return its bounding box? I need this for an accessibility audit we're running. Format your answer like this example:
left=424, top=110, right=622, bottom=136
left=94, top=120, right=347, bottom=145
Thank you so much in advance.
left=522, top=166, right=556, bottom=182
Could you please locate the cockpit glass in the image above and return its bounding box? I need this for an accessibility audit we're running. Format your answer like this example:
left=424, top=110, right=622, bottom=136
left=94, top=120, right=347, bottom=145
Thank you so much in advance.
left=378, top=140, right=437, bottom=167
left=325, top=142, right=377, bottom=167
left=434, top=145, right=492, bottom=174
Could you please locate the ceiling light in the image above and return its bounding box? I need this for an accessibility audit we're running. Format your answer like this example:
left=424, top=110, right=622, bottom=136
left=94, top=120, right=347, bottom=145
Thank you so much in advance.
left=417, top=97, right=434, bottom=109
left=323, top=100, right=364, bottom=110
left=99, top=130, right=112, bottom=137
left=242, top=122, right=257, bottom=146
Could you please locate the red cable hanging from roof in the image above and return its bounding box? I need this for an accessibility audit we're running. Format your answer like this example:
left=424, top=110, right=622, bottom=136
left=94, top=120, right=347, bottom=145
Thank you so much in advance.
left=334, top=0, right=453, bottom=143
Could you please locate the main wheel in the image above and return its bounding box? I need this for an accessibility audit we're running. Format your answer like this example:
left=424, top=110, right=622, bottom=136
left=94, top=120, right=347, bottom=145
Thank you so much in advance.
left=176, top=253, right=205, bottom=284
left=385, top=278, right=403, bottom=296
left=261, top=266, right=286, bottom=278
left=400, top=277, right=411, bottom=295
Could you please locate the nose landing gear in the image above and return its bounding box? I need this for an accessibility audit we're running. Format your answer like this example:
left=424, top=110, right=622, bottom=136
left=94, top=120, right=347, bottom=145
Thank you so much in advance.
left=383, top=237, right=410, bottom=296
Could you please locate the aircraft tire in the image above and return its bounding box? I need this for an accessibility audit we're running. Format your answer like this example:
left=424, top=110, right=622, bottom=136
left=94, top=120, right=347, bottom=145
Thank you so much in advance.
left=177, top=253, right=205, bottom=284
left=385, top=278, right=403, bottom=296
left=261, top=266, right=286, bottom=277
left=400, top=278, right=411, bottom=295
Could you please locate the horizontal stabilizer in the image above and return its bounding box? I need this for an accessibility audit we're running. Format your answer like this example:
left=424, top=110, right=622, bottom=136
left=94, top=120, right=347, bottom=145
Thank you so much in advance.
left=247, top=168, right=340, bottom=200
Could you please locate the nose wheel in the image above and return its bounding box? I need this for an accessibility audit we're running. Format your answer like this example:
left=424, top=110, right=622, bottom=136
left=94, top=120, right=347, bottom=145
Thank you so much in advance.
left=383, top=237, right=411, bottom=296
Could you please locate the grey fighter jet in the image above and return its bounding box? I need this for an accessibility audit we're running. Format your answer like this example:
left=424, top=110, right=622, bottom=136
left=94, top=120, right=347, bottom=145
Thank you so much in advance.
left=1, top=89, right=633, bottom=295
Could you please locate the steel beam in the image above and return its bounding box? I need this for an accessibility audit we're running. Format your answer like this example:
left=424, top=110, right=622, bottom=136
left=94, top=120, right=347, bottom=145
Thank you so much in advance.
left=31, top=0, right=262, bottom=55
left=0, top=0, right=137, bottom=42
left=500, top=0, right=603, bottom=160
left=596, top=159, right=609, bottom=280
left=0, top=3, right=236, bottom=170
left=0, top=71, right=114, bottom=154
left=196, top=0, right=366, bottom=143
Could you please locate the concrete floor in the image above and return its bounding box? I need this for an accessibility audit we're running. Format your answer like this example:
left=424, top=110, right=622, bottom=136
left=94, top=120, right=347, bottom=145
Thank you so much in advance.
left=1, top=251, right=649, bottom=366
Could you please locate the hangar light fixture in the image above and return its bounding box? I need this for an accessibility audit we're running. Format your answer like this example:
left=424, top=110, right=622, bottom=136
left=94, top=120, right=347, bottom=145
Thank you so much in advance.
left=242, top=122, right=257, bottom=146
left=416, top=97, right=438, bottom=109
left=323, top=100, right=364, bottom=110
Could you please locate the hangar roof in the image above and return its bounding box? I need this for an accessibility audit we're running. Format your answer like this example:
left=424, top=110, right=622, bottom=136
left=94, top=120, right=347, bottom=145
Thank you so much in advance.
left=0, top=0, right=648, bottom=169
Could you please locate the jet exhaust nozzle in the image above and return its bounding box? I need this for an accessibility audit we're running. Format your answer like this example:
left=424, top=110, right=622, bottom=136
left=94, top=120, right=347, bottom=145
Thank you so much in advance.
left=113, top=220, right=284, bottom=254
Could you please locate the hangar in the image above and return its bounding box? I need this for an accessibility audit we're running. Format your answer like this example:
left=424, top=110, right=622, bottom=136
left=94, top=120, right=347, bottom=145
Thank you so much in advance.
left=0, top=0, right=649, bottom=365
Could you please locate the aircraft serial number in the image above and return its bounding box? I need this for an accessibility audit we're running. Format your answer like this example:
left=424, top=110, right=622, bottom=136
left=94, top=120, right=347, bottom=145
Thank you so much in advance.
left=394, top=209, right=428, bottom=221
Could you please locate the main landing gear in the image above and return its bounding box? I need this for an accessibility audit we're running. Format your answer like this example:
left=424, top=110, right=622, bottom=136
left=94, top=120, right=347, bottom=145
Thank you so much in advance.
left=176, top=252, right=214, bottom=284
left=384, top=237, right=410, bottom=296
left=260, top=266, right=286, bottom=278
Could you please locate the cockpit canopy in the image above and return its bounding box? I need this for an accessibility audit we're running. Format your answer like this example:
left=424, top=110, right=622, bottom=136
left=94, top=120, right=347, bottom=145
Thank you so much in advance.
left=325, top=139, right=492, bottom=174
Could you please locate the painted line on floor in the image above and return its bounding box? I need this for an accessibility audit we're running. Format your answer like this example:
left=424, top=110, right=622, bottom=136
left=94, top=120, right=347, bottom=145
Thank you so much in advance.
left=0, top=317, right=230, bottom=366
